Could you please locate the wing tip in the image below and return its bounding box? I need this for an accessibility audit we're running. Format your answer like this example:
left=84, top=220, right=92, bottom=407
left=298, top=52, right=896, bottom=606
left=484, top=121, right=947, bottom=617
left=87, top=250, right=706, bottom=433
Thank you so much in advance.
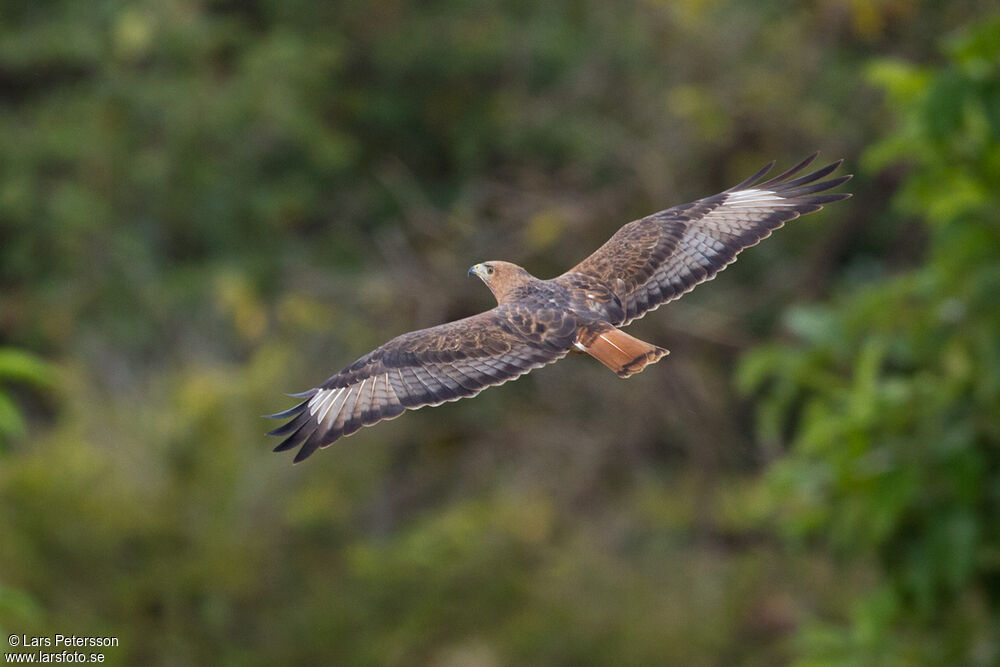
left=728, top=152, right=837, bottom=193
left=291, top=435, right=324, bottom=463
left=262, top=397, right=311, bottom=420
left=806, top=191, right=853, bottom=206
left=786, top=173, right=853, bottom=198
left=285, top=389, right=318, bottom=399
left=266, top=384, right=353, bottom=461
left=758, top=153, right=831, bottom=188
left=726, top=159, right=776, bottom=192
left=272, top=424, right=310, bottom=451
left=270, top=420, right=339, bottom=463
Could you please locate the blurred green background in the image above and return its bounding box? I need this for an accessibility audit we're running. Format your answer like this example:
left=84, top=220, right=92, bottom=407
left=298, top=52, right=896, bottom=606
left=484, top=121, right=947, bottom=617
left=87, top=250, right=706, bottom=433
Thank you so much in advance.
left=2, top=1, right=999, bottom=665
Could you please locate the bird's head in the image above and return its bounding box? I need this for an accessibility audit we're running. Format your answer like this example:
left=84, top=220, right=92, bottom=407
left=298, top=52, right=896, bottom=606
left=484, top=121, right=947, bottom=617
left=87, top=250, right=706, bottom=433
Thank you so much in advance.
left=468, top=261, right=536, bottom=304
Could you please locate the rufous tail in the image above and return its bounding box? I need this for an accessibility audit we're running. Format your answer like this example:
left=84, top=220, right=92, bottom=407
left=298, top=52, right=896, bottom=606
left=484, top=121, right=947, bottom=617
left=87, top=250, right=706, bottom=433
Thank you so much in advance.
left=575, top=323, right=669, bottom=378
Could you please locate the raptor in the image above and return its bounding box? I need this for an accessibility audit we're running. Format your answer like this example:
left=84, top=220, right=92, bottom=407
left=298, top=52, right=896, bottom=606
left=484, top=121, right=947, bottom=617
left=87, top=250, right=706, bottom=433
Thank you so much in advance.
left=267, top=154, right=850, bottom=462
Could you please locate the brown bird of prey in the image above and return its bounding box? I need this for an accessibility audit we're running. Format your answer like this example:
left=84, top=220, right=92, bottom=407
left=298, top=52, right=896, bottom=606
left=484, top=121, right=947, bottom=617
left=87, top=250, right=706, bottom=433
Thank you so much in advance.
left=268, top=154, right=850, bottom=462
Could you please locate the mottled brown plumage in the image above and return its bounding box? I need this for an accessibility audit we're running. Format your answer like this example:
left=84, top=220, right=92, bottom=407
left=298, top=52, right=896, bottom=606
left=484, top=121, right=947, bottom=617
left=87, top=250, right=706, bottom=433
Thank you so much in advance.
left=268, top=154, right=850, bottom=461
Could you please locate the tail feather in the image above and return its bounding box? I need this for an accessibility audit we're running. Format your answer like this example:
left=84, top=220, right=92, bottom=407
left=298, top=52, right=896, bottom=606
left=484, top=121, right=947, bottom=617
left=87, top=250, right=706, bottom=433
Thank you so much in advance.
left=576, top=324, right=668, bottom=378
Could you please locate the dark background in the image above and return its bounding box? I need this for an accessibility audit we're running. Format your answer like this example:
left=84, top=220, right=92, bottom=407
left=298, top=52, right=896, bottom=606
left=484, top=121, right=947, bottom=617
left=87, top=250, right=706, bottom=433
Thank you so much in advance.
left=2, top=1, right=998, bottom=664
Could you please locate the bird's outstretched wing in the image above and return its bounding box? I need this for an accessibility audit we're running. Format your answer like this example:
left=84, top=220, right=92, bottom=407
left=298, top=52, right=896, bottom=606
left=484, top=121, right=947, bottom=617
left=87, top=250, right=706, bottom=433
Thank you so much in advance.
left=266, top=305, right=577, bottom=462
left=564, top=154, right=851, bottom=325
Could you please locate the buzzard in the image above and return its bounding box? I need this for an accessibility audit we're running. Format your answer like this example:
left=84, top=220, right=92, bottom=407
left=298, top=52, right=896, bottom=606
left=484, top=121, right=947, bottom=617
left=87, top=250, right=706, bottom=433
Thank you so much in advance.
left=268, top=154, right=850, bottom=462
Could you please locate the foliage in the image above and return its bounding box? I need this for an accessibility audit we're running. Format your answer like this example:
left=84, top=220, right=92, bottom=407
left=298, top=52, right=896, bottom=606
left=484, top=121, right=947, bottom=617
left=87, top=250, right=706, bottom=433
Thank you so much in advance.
left=0, top=348, right=54, bottom=449
left=739, top=16, right=1000, bottom=665
left=2, top=0, right=998, bottom=664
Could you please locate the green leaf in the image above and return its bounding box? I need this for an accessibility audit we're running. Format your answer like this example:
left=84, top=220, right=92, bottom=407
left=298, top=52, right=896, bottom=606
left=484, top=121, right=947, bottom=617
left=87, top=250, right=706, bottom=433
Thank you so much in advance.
left=0, top=392, right=27, bottom=440
left=0, top=348, right=55, bottom=388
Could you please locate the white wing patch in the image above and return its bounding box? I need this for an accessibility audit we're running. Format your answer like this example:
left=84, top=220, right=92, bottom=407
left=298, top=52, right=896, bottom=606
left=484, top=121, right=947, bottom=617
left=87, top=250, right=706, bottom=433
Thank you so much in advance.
left=308, top=388, right=337, bottom=417
left=315, top=387, right=345, bottom=424
left=724, top=188, right=796, bottom=207
left=307, top=373, right=390, bottom=430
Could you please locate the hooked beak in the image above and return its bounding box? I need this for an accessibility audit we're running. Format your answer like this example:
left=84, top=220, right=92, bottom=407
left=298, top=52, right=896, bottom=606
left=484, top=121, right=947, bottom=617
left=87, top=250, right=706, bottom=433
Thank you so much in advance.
left=468, top=264, right=484, bottom=279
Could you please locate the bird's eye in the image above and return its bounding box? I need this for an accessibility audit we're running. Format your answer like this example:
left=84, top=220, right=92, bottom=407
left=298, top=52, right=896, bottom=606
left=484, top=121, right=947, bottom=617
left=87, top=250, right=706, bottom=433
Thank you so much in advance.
left=486, top=265, right=494, bottom=275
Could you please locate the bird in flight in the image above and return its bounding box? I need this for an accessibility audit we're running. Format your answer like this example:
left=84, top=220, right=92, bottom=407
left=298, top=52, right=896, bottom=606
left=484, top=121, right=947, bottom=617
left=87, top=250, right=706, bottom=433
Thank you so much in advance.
left=268, top=154, right=850, bottom=462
